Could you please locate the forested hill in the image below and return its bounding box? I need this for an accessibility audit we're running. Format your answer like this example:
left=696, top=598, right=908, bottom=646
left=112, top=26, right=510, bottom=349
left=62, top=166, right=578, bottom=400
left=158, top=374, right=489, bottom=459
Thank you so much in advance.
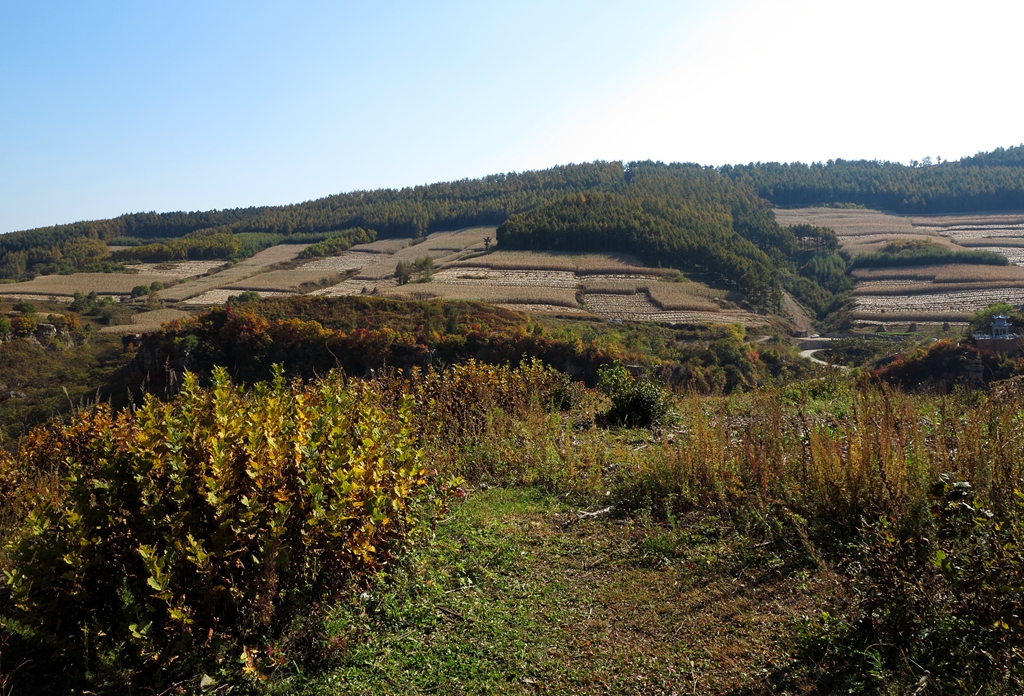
left=497, top=162, right=791, bottom=308
left=0, top=162, right=626, bottom=256
left=720, top=144, right=1024, bottom=213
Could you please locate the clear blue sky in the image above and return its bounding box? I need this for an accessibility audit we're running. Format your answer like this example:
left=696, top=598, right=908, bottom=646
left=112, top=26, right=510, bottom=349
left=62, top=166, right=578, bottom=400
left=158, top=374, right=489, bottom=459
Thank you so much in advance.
left=2, top=0, right=1022, bottom=233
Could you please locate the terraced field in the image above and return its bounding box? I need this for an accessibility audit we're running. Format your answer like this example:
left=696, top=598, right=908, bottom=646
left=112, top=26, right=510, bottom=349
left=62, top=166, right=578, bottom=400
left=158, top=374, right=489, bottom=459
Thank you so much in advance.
left=0, top=271, right=174, bottom=300
left=779, top=208, right=1024, bottom=323
left=156, top=245, right=308, bottom=301
left=432, top=268, right=578, bottom=288
left=584, top=292, right=766, bottom=326
left=0, top=227, right=773, bottom=329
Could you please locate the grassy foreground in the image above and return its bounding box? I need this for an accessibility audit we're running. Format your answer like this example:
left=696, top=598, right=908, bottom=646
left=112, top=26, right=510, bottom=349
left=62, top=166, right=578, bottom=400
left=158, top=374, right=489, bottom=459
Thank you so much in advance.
left=276, top=486, right=832, bottom=695
left=2, top=360, right=1023, bottom=694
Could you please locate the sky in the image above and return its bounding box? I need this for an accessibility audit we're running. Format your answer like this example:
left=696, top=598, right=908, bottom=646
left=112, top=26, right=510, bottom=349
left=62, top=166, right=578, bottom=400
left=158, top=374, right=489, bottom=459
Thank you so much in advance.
left=1, top=0, right=1022, bottom=233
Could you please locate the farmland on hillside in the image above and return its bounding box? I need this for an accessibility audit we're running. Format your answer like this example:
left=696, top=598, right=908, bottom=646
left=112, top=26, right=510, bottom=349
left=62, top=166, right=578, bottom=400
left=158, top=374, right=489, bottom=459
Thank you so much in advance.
left=780, top=207, right=1024, bottom=324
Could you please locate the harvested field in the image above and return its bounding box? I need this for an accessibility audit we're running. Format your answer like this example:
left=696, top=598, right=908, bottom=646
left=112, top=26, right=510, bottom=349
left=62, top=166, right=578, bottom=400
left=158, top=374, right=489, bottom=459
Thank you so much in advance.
left=851, top=264, right=1024, bottom=282
left=958, top=238, right=1024, bottom=248
left=127, top=260, right=225, bottom=278
left=384, top=283, right=580, bottom=308
left=965, top=246, right=1024, bottom=266
left=837, top=233, right=964, bottom=256
left=158, top=245, right=307, bottom=301
left=310, top=278, right=398, bottom=297
left=423, top=227, right=494, bottom=253
left=297, top=252, right=378, bottom=272
left=910, top=212, right=1024, bottom=228
left=580, top=279, right=725, bottom=311
left=348, top=238, right=409, bottom=254
left=0, top=272, right=172, bottom=298
left=854, top=287, right=1024, bottom=315
left=579, top=278, right=642, bottom=294
left=447, top=250, right=672, bottom=275
left=98, top=309, right=191, bottom=334
left=354, top=240, right=468, bottom=280
left=220, top=270, right=344, bottom=293
left=854, top=281, right=1024, bottom=296
left=647, top=282, right=724, bottom=311
left=179, top=289, right=295, bottom=306
left=584, top=292, right=766, bottom=326
left=494, top=304, right=594, bottom=315
left=852, top=312, right=971, bottom=324
left=774, top=208, right=917, bottom=237
left=432, top=268, right=578, bottom=288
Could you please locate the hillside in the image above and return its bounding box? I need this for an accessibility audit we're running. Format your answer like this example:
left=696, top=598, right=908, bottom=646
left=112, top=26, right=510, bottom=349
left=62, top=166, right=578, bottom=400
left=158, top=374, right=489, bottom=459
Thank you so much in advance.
left=5, top=147, right=1024, bottom=318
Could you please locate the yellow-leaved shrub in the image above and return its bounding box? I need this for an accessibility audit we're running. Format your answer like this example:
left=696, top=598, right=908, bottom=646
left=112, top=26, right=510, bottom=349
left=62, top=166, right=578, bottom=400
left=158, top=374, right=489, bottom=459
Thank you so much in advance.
left=3, top=366, right=438, bottom=670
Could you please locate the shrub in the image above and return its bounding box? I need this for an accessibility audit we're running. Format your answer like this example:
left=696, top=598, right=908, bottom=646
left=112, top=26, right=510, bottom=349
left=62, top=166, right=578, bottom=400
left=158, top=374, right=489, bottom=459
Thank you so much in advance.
left=3, top=367, right=441, bottom=684
left=12, top=301, right=36, bottom=315
left=822, top=475, right=1024, bottom=692
left=9, top=316, right=36, bottom=336
left=130, top=284, right=150, bottom=297
left=597, top=363, right=671, bottom=426
left=149, top=281, right=164, bottom=292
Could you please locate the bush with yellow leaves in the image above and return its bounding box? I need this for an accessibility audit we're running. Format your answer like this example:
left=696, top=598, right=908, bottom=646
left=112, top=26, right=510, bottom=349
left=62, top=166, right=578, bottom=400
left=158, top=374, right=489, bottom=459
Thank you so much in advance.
left=3, top=366, right=442, bottom=678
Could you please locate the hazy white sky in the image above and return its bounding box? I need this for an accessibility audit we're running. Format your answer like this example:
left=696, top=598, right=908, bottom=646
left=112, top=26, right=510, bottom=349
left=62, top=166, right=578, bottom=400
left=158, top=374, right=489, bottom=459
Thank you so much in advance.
left=1, top=0, right=1022, bottom=233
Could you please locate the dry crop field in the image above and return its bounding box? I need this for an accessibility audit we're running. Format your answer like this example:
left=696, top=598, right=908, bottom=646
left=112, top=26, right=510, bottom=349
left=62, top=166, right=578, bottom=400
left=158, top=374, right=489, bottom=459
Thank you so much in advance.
left=0, top=271, right=173, bottom=299
left=180, top=289, right=296, bottom=306
left=221, top=270, right=345, bottom=293
left=779, top=208, right=1024, bottom=322
left=127, top=260, right=226, bottom=278
left=98, top=308, right=192, bottom=334
left=447, top=249, right=675, bottom=275
left=775, top=208, right=965, bottom=256
left=432, top=268, right=579, bottom=288
left=584, top=291, right=765, bottom=326
left=310, top=278, right=397, bottom=298
left=157, top=245, right=307, bottom=301
left=385, top=283, right=581, bottom=308
left=7, top=227, right=766, bottom=329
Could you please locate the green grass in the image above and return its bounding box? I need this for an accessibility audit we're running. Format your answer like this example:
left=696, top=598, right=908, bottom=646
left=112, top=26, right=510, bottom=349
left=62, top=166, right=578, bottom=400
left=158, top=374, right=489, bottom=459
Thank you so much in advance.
left=262, top=487, right=831, bottom=695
